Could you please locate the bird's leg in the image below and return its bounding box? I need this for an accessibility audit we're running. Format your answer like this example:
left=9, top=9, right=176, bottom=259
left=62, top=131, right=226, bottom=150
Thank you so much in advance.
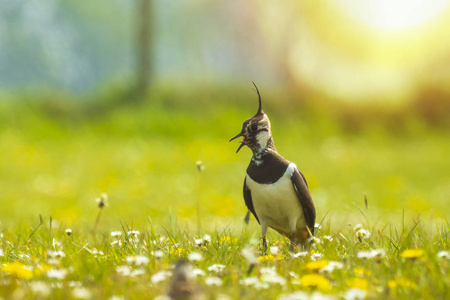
left=261, top=226, right=268, bottom=253
left=290, top=233, right=296, bottom=252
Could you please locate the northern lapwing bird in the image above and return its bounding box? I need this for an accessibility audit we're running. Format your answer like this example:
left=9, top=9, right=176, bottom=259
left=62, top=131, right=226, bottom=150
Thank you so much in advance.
left=230, top=83, right=316, bottom=251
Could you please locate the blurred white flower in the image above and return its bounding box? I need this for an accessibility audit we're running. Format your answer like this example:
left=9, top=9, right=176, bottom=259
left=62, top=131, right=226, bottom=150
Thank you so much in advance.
left=68, top=281, right=82, bottom=287
left=72, top=287, right=91, bottom=299
left=205, top=276, right=222, bottom=286
left=111, top=240, right=122, bottom=247
left=240, top=276, right=259, bottom=286
left=314, top=223, right=322, bottom=230
left=153, top=250, right=164, bottom=259
left=130, top=269, right=146, bottom=277
left=92, top=249, right=104, bottom=256
left=216, top=294, right=232, bottom=300
left=279, top=291, right=334, bottom=300
left=116, top=265, right=131, bottom=276
left=96, top=193, right=108, bottom=208
left=202, top=234, right=211, bottom=243
left=188, top=252, right=203, bottom=262
left=47, top=269, right=67, bottom=280
left=323, top=235, right=333, bottom=242
left=128, top=230, right=140, bottom=236
left=260, top=266, right=276, bottom=275
left=356, top=228, right=371, bottom=240
left=47, top=250, right=65, bottom=259
left=48, top=259, right=61, bottom=265
left=18, top=253, right=31, bottom=261
left=356, top=249, right=385, bottom=259
left=208, top=264, right=225, bottom=272
left=278, top=291, right=310, bottom=300
left=30, top=281, right=51, bottom=296
left=310, top=252, right=323, bottom=261
left=262, top=273, right=286, bottom=286
left=109, top=296, right=125, bottom=300
left=240, top=277, right=270, bottom=289
left=196, top=160, right=205, bottom=172
left=0, top=249, right=3, bottom=256
left=126, top=255, right=149, bottom=266
left=292, top=251, right=308, bottom=258
left=270, top=246, right=279, bottom=256
left=194, top=238, right=204, bottom=246
left=437, top=251, right=450, bottom=259
left=353, top=224, right=364, bottom=231
left=260, top=267, right=286, bottom=286
left=135, top=255, right=150, bottom=265
left=192, top=268, right=206, bottom=276
left=65, top=229, right=72, bottom=236
left=308, top=237, right=321, bottom=244
left=241, top=247, right=259, bottom=265
left=153, top=296, right=171, bottom=300
left=111, top=231, right=122, bottom=238
left=342, top=288, right=367, bottom=300
left=151, top=270, right=172, bottom=283
left=319, top=261, right=344, bottom=273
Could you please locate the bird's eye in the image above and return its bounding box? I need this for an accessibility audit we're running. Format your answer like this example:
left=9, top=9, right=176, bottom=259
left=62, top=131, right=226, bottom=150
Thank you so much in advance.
left=250, top=123, right=258, bottom=132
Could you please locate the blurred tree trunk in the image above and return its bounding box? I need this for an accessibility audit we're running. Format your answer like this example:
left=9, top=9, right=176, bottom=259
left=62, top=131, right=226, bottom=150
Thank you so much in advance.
left=136, top=0, right=153, bottom=101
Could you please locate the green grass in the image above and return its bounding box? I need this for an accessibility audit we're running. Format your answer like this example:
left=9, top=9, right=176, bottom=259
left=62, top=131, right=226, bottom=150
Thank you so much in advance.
left=0, top=217, right=449, bottom=299
left=0, top=87, right=449, bottom=298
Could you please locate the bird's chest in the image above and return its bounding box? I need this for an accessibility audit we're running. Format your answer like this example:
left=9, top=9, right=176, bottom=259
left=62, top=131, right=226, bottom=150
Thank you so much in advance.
left=246, top=172, right=304, bottom=233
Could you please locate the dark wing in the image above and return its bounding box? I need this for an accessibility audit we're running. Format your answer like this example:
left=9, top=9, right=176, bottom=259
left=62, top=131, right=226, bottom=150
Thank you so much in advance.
left=243, top=177, right=260, bottom=224
left=291, top=168, right=316, bottom=235
left=298, top=170, right=308, bottom=188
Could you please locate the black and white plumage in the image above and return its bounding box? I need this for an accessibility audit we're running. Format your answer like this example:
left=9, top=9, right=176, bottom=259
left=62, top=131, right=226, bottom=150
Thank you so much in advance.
left=230, top=83, right=316, bottom=250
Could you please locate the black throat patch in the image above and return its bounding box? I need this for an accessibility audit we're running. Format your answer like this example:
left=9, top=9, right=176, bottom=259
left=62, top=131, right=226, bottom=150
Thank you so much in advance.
left=246, top=151, right=290, bottom=184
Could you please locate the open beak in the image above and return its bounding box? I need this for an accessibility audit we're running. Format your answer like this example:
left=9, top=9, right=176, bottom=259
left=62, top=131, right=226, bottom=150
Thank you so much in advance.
left=229, top=132, right=246, bottom=153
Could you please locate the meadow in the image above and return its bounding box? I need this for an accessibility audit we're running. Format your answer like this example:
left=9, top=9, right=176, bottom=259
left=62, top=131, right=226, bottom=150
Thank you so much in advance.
left=0, top=86, right=449, bottom=299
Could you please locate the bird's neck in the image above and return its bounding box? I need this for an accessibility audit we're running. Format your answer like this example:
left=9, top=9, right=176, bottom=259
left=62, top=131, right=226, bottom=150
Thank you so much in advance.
left=250, top=134, right=276, bottom=165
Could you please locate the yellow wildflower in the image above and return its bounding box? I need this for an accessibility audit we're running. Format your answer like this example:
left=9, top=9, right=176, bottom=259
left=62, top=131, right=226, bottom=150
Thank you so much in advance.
left=305, top=260, right=329, bottom=271
left=400, top=249, right=425, bottom=259
left=2, top=261, right=33, bottom=279
left=388, top=278, right=417, bottom=289
left=301, top=274, right=331, bottom=291
left=347, top=277, right=369, bottom=290
left=353, top=267, right=372, bottom=277
left=258, top=253, right=283, bottom=263
left=219, top=236, right=238, bottom=244
left=170, top=247, right=187, bottom=256
left=33, top=263, right=52, bottom=277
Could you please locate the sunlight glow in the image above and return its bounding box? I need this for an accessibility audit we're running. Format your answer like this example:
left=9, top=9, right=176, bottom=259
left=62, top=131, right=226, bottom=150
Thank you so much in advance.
left=335, top=0, right=450, bottom=32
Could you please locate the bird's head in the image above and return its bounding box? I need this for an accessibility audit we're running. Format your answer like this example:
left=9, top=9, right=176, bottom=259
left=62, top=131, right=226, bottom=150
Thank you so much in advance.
left=230, top=83, right=274, bottom=154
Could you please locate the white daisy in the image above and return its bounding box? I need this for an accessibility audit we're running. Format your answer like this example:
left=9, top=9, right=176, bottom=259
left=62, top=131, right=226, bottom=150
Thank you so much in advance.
left=111, top=231, right=122, bottom=238
left=319, top=261, right=344, bottom=273
left=208, top=264, right=225, bottom=272
left=188, top=252, right=203, bottom=262
left=72, top=287, right=91, bottom=299
left=47, top=269, right=67, bottom=280
left=437, top=251, right=450, bottom=259
left=151, top=270, right=172, bottom=283
left=342, top=288, right=367, bottom=300
left=205, top=276, right=222, bottom=286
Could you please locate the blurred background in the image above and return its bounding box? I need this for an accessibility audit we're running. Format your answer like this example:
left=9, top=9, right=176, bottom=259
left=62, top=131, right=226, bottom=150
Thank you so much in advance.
left=1, top=0, right=449, bottom=233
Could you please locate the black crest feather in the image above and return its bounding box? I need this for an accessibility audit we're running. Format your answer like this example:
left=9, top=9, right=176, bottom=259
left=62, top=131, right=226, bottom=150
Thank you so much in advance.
left=252, top=82, right=263, bottom=116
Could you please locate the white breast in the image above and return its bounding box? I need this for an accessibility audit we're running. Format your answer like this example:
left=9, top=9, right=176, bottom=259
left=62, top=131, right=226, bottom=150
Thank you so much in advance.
left=246, top=163, right=306, bottom=236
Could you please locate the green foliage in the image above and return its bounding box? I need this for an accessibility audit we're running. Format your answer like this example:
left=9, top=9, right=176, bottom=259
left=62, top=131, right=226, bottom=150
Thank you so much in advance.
left=0, top=218, right=449, bottom=299
left=0, top=86, right=448, bottom=297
